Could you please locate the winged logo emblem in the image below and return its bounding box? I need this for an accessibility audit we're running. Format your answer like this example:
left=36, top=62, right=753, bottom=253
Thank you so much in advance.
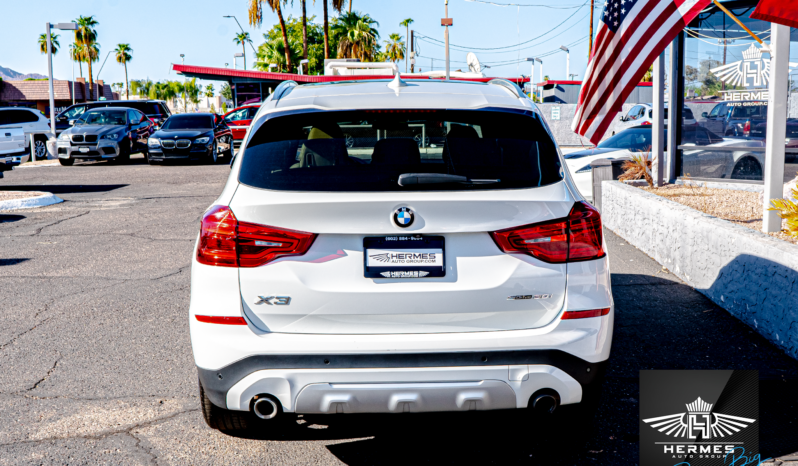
left=643, top=397, right=755, bottom=439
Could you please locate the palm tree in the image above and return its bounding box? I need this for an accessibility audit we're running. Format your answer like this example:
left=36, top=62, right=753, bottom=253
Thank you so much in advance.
left=70, top=43, right=85, bottom=78
left=113, top=43, right=132, bottom=99
left=332, top=12, right=380, bottom=61
left=205, top=84, right=215, bottom=98
left=248, top=0, right=293, bottom=72
left=75, top=15, right=100, bottom=100
left=255, top=37, right=301, bottom=73
left=384, top=33, right=405, bottom=64
left=323, top=0, right=346, bottom=59
left=38, top=33, right=60, bottom=55
left=301, top=0, right=308, bottom=61
left=399, top=18, right=413, bottom=72
left=233, top=32, right=252, bottom=70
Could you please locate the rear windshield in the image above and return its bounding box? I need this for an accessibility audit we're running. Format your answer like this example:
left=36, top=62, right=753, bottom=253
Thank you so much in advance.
left=107, top=102, right=169, bottom=116
left=162, top=115, right=213, bottom=130
left=729, top=103, right=767, bottom=118
left=238, top=110, right=562, bottom=192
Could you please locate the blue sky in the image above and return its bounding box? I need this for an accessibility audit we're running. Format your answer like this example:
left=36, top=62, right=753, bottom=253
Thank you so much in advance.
left=1, top=0, right=597, bottom=92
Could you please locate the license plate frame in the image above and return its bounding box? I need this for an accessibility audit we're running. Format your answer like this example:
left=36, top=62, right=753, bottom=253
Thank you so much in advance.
left=363, top=235, right=445, bottom=279
left=79, top=146, right=90, bottom=153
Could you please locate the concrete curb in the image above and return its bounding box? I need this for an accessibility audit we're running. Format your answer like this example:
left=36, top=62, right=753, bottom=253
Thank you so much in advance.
left=0, top=192, right=64, bottom=211
left=602, top=180, right=798, bottom=360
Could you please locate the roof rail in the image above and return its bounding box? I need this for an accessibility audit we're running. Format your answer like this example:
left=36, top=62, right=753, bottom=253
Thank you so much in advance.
left=324, top=61, right=399, bottom=76
left=487, top=79, right=526, bottom=99
left=272, top=80, right=298, bottom=102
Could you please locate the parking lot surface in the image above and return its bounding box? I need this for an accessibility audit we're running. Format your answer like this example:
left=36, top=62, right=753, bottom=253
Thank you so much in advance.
left=1, top=156, right=797, bottom=465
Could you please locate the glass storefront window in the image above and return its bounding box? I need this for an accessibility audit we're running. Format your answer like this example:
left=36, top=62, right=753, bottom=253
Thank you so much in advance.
left=234, top=82, right=262, bottom=107
left=680, top=0, right=798, bottom=183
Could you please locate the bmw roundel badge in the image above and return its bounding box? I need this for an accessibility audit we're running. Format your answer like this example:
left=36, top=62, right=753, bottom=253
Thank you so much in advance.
left=393, top=207, right=414, bottom=228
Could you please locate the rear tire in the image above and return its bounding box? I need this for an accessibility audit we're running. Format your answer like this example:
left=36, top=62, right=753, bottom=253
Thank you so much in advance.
left=199, top=378, right=251, bottom=432
left=731, top=156, right=762, bottom=180
left=33, top=135, right=48, bottom=161
left=58, top=157, right=74, bottom=166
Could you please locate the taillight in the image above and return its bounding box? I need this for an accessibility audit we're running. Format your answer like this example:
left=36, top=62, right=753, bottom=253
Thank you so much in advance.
left=490, top=201, right=605, bottom=264
left=641, top=121, right=651, bottom=125
left=197, top=205, right=316, bottom=267
left=743, top=120, right=751, bottom=136
left=561, top=308, right=610, bottom=320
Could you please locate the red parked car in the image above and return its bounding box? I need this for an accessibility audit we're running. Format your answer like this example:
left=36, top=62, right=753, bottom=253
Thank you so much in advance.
left=222, top=104, right=260, bottom=144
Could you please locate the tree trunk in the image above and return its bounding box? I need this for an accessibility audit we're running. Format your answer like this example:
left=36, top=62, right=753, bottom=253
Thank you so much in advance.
left=124, top=62, right=129, bottom=100
left=349, top=0, right=352, bottom=13
left=323, top=0, right=329, bottom=59
left=276, top=3, right=293, bottom=71
left=87, top=59, right=94, bottom=101
left=243, top=44, right=247, bottom=70
left=301, top=0, right=308, bottom=60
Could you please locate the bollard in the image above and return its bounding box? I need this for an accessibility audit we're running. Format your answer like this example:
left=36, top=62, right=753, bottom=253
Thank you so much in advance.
left=30, top=133, right=36, bottom=162
left=590, top=159, right=614, bottom=212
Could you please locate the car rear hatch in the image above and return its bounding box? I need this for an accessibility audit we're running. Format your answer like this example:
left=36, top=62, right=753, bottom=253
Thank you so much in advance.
left=0, top=127, right=26, bottom=156
left=202, top=108, right=598, bottom=335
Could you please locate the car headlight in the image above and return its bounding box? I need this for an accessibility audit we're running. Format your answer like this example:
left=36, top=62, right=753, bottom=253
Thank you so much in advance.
left=101, top=132, right=124, bottom=141
left=58, top=132, right=70, bottom=141
left=195, top=137, right=210, bottom=144
left=148, top=138, right=160, bottom=147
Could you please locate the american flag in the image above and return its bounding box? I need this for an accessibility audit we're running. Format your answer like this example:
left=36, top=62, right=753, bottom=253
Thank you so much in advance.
left=572, top=0, right=712, bottom=144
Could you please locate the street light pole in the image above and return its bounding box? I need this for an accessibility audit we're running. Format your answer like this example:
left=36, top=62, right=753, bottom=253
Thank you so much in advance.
left=535, top=58, right=543, bottom=101
left=223, top=15, right=257, bottom=53
left=180, top=54, right=186, bottom=113
left=46, top=22, right=56, bottom=137
left=560, top=46, right=570, bottom=80
left=526, top=58, right=535, bottom=99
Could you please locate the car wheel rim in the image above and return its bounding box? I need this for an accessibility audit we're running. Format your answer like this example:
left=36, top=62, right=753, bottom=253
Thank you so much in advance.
left=35, top=141, right=47, bottom=159
left=345, top=134, right=354, bottom=148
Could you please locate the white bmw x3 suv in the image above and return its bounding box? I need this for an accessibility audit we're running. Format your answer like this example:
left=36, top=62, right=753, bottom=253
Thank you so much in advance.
left=190, top=77, right=613, bottom=432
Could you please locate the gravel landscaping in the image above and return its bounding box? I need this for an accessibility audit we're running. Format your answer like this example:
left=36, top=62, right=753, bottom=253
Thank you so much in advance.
left=641, top=185, right=798, bottom=245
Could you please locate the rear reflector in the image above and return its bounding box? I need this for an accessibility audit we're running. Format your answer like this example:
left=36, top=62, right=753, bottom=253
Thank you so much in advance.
left=197, top=205, right=317, bottom=267
left=195, top=315, right=248, bottom=325
left=490, top=201, right=605, bottom=263
left=561, top=308, right=610, bottom=320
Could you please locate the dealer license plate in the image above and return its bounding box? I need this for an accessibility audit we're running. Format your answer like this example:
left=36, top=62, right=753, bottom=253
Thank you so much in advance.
left=363, top=235, right=445, bottom=279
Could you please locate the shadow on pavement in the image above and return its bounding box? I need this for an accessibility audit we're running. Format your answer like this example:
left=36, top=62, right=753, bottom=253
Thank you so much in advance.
left=0, top=258, right=30, bottom=266
left=0, top=184, right=128, bottom=194
left=0, top=214, right=25, bottom=224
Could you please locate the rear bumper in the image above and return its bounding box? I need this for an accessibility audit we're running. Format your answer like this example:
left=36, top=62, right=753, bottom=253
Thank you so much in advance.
left=198, top=352, right=607, bottom=413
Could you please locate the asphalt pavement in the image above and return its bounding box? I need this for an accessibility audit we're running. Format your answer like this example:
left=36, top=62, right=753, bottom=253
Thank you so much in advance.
left=1, top=155, right=797, bottom=465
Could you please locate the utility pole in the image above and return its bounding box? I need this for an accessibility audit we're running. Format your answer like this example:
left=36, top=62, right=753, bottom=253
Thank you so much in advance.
left=442, top=0, right=452, bottom=80
left=410, top=30, right=415, bottom=73
left=589, top=0, right=594, bottom=57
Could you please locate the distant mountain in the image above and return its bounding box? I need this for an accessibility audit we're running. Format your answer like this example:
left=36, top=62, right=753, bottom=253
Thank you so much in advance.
left=0, top=66, right=47, bottom=81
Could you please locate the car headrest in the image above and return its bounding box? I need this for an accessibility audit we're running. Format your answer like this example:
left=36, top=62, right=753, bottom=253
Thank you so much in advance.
left=370, top=138, right=421, bottom=165
left=298, top=138, right=349, bottom=167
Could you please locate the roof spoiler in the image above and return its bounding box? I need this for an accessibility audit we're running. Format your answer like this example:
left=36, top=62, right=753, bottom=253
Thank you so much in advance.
left=487, top=79, right=526, bottom=99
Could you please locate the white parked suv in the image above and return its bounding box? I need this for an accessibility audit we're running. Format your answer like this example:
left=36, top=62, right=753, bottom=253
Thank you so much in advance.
left=0, top=107, right=51, bottom=160
left=190, top=77, right=613, bottom=432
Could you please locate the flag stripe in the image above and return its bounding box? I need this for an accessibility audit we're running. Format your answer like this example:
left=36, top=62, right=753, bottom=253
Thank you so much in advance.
left=572, top=0, right=712, bottom=144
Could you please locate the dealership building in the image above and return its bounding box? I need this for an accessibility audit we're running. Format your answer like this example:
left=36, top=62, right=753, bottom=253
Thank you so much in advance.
left=0, top=78, right=116, bottom=117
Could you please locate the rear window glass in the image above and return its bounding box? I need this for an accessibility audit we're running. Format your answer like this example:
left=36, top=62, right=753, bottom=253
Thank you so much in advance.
left=238, top=110, right=562, bottom=192
left=729, top=103, right=767, bottom=118
left=107, top=102, right=169, bottom=116
left=162, top=115, right=213, bottom=130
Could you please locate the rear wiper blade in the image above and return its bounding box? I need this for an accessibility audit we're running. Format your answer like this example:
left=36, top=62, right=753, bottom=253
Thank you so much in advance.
left=398, top=173, right=501, bottom=186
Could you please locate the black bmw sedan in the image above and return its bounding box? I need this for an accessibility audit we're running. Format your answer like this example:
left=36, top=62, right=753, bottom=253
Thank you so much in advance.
left=146, top=113, right=233, bottom=164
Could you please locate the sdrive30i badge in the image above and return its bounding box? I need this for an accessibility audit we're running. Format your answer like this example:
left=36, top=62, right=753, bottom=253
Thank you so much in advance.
left=393, top=207, right=414, bottom=228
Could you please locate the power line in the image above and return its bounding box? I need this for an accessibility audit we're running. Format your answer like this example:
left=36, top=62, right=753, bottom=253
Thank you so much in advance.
left=415, top=10, right=590, bottom=56
left=415, top=0, right=588, bottom=51
left=464, top=0, right=586, bottom=8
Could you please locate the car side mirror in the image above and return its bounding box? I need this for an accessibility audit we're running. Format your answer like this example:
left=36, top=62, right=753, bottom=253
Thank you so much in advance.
left=619, top=115, right=625, bottom=121
left=68, top=119, right=76, bottom=126
left=701, top=112, right=708, bottom=118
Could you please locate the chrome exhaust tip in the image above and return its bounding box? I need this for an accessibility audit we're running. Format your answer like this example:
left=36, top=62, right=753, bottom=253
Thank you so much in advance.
left=530, top=391, right=560, bottom=414
left=252, top=396, right=279, bottom=420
